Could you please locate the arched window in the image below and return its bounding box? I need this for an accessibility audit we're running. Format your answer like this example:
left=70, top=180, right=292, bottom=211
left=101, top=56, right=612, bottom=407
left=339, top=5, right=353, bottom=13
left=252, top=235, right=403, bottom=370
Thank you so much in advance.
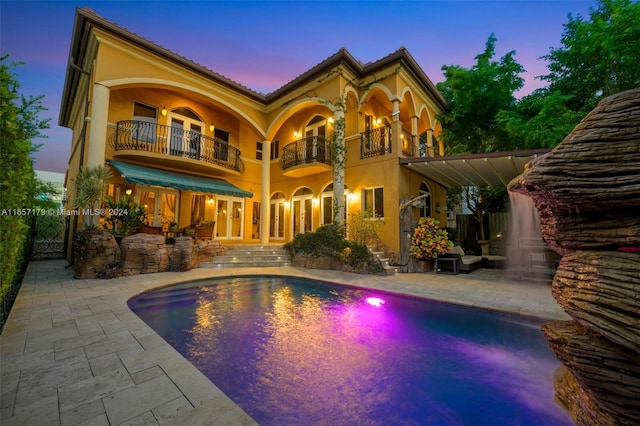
left=419, top=182, right=432, bottom=218
left=321, top=183, right=349, bottom=225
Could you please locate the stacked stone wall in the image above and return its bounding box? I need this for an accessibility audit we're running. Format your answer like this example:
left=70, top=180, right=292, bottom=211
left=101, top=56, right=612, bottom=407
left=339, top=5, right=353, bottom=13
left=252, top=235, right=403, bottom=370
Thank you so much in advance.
left=509, top=89, right=640, bottom=425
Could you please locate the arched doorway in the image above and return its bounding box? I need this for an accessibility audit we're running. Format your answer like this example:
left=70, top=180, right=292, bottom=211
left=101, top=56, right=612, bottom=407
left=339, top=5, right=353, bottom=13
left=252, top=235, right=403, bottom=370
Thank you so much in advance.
left=292, top=187, right=313, bottom=235
left=270, top=192, right=286, bottom=239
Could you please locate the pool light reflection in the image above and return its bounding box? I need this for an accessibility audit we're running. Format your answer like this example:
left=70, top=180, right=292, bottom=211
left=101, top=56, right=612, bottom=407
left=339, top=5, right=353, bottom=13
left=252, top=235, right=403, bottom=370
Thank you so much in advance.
left=366, top=297, right=385, bottom=307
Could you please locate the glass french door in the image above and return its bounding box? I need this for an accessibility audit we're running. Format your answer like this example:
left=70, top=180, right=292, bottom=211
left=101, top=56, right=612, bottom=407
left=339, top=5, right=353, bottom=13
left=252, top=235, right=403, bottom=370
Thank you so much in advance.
left=270, top=194, right=286, bottom=239
left=138, top=187, right=178, bottom=229
left=304, top=117, right=327, bottom=162
left=216, top=196, right=244, bottom=239
left=292, top=195, right=313, bottom=235
left=169, top=115, right=203, bottom=158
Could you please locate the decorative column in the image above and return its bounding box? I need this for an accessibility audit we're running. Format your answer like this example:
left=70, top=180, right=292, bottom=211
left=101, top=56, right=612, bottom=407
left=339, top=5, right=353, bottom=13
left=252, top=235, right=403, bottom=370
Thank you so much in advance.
left=411, top=115, right=419, bottom=156
left=426, top=128, right=434, bottom=157
left=86, top=83, right=110, bottom=168
left=391, top=99, right=402, bottom=154
left=332, top=109, right=345, bottom=225
left=260, top=140, right=271, bottom=244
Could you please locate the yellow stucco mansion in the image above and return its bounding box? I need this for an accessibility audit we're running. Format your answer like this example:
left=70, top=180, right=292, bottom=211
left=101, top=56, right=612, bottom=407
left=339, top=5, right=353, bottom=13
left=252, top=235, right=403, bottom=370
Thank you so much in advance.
left=59, top=8, right=450, bottom=259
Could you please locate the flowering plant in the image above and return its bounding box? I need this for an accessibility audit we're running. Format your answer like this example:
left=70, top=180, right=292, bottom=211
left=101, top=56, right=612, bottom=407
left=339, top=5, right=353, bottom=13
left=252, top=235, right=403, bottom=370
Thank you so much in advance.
left=409, top=217, right=453, bottom=259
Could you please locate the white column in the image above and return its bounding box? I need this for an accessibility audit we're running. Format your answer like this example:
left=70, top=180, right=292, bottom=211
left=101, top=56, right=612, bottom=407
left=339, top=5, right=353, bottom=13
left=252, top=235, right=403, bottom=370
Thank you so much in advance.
left=411, top=115, right=418, bottom=156
left=86, top=83, right=110, bottom=168
left=391, top=99, right=401, bottom=154
left=332, top=109, right=345, bottom=225
left=260, top=140, right=271, bottom=244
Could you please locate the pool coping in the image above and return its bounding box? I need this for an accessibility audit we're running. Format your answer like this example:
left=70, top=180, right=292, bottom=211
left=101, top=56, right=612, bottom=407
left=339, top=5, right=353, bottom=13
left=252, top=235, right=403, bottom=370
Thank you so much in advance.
left=0, top=260, right=569, bottom=425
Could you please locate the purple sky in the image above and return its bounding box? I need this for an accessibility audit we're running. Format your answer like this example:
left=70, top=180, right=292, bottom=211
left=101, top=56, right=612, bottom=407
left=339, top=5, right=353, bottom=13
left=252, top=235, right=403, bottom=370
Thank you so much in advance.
left=1, top=0, right=597, bottom=174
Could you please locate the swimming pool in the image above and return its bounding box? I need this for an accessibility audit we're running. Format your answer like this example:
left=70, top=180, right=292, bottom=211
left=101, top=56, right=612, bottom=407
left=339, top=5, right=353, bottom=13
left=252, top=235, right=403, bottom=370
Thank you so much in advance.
left=128, top=275, right=573, bottom=425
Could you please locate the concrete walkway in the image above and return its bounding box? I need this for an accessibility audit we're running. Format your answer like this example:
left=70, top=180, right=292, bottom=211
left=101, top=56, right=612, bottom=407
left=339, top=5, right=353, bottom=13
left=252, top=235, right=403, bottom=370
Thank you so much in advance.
left=0, top=260, right=569, bottom=425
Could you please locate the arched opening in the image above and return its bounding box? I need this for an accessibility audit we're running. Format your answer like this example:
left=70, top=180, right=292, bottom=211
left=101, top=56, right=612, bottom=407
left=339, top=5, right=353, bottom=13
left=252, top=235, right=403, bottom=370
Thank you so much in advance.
left=419, top=182, right=432, bottom=218
left=292, top=187, right=314, bottom=235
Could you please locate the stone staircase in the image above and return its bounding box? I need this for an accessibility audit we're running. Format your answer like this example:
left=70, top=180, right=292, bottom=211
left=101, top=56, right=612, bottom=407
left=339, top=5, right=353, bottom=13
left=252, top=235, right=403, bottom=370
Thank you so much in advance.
left=368, top=245, right=398, bottom=275
left=199, top=244, right=291, bottom=268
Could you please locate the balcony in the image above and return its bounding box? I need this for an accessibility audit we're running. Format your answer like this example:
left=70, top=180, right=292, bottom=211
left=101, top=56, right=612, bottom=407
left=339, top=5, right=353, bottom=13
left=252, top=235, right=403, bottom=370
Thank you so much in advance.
left=360, top=127, right=392, bottom=159
left=112, top=120, right=244, bottom=174
left=279, top=136, right=332, bottom=178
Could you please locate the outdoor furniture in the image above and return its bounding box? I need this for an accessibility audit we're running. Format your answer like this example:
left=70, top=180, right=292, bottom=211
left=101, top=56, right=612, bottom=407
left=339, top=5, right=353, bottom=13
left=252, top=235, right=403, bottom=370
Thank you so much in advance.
left=438, top=246, right=483, bottom=273
left=183, top=221, right=216, bottom=241
left=137, top=224, right=163, bottom=235
left=436, top=256, right=459, bottom=275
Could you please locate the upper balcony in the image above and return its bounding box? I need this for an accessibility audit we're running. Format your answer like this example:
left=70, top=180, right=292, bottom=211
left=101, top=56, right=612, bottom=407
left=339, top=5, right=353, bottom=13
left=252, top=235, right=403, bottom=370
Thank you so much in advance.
left=111, top=120, right=244, bottom=174
left=279, top=136, right=332, bottom=178
left=360, top=127, right=392, bottom=159
left=360, top=126, right=442, bottom=159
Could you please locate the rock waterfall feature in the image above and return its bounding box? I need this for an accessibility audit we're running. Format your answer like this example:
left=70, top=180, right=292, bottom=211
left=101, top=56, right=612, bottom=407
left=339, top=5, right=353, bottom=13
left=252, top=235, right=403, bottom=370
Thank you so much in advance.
left=508, top=89, right=640, bottom=425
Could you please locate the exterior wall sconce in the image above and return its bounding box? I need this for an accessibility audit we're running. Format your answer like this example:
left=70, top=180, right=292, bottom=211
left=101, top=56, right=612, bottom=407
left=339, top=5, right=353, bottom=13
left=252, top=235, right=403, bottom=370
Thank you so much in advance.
left=294, top=131, right=300, bottom=138
left=376, top=118, right=382, bottom=126
left=125, top=188, right=133, bottom=196
left=312, top=198, right=319, bottom=206
left=328, top=117, right=334, bottom=124
left=435, top=203, right=445, bottom=214
left=161, top=106, right=167, bottom=116
left=207, top=196, right=214, bottom=204
left=209, top=123, right=215, bottom=133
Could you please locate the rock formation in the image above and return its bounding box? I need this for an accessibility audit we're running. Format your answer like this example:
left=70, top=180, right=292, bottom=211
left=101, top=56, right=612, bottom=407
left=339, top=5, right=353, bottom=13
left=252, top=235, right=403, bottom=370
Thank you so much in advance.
left=509, top=88, right=640, bottom=424
left=120, top=233, right=170, bottom=274
left=72, top=229, right=120, bottom=279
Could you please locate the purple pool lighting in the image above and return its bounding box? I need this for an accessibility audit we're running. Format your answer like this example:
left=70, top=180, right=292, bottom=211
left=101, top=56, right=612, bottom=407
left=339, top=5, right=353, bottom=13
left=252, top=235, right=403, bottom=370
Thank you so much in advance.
left=365, top=296, right=385, bottom=307
left=128, top=275, right=573, bottom=426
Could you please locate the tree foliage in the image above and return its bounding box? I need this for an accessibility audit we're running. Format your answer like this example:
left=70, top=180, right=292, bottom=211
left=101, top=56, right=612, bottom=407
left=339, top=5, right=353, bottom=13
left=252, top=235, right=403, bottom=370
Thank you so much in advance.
left=436, top=34, right=525, bottom=154
left=541, top=0, right=640, bottom=112
left=0, top=55, right=49, bottom=311
left=501, top=0, right=640, bottom=148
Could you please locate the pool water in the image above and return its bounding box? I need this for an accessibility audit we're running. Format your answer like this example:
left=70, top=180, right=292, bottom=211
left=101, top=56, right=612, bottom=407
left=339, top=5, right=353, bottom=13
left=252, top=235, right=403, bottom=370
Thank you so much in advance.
left=128, top=276, right=573, bottom=426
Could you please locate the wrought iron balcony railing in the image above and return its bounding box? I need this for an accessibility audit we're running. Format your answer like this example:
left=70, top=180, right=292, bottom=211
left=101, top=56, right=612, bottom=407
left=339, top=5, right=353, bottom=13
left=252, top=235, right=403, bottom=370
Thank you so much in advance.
left=113, top=120, right=244, bottom=173
left=360, top=127, right=392, bottom=159
left=279, top=136, right=331, bottom=170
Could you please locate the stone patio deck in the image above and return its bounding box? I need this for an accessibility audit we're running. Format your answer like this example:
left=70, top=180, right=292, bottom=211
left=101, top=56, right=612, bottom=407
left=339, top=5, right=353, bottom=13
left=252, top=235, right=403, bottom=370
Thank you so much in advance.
left=0, top=260, right=568, bottom=425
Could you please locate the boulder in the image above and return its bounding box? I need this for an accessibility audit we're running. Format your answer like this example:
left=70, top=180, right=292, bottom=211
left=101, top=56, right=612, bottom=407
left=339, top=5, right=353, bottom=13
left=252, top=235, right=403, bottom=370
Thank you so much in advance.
left=170, top=236, right=196, bottom=270
left=73, top=230, right=121, bottom=279
left=542, top=320, right=640, bottom=426
left=553, top=250, right=640, bottom=353
left=120, top=233, right=170, bottom=274
left=194, top=240, right=226, bottom=263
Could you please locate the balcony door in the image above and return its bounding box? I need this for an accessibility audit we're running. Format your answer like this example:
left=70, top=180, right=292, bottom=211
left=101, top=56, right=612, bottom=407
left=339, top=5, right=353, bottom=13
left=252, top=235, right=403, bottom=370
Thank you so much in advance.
left=304, top=116, right=327, bottom=162
left=168, top=110, right=204, bottom=159
left=292, top=187, right=313, bottom=235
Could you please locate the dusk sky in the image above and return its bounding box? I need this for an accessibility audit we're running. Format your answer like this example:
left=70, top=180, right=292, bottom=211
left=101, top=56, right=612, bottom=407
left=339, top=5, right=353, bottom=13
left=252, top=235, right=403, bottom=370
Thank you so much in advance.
left=1, top=0, right=597, bottom=174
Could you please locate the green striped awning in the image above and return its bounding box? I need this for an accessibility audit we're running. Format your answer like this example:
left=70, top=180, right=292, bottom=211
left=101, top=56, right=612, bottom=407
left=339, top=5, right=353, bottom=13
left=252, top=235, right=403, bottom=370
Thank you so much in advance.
left=109, top=160, right=253, bottom=197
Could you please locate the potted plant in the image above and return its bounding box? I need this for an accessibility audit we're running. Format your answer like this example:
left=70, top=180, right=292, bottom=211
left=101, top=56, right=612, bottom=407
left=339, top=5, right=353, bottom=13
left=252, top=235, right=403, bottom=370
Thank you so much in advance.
left=103, top=195, right=146, bottom=243
left=409, top=217, right=453, bottom=271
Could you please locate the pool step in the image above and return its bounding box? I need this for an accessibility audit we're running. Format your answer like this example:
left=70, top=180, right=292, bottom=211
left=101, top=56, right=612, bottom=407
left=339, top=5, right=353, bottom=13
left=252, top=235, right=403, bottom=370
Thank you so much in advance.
left=200, top=244, right=291, bottom=268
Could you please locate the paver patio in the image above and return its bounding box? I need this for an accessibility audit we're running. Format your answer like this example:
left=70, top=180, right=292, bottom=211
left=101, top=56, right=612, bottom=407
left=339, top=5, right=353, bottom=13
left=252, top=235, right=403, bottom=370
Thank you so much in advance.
left=0, top=259, right=568, bottom=425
